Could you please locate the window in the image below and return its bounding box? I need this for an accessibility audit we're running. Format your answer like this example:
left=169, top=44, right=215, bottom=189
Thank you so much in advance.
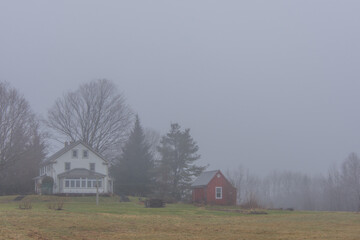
left=65, top=162, right=71, bottom=171
left=63, top=179, right=102, bottom=188
left=83, top=150, right=88, bottom=158
left=65, top=179, right=88, bottom=188
left=72, top=149, right=78, bottom=158
left=76, top=179, right=80, bottom=188
left=93, top=180, right=102, bottom=188
left=90, top=163, right=95, bottom=171
left=215, top=187, right=222, bottom=199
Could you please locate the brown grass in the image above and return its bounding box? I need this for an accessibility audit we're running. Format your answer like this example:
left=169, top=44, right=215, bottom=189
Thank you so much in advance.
left=1, top=197, right=360, bottom=240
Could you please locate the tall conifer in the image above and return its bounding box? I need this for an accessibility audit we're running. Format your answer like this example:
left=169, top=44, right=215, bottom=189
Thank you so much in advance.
left=156, top=123, right=206, bottom=201
left=111, top=115, right=153, bottom=196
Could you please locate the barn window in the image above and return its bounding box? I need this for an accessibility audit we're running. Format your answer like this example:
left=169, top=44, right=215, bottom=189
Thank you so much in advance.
left=215, top=187, right=222, bottom=199
left=83, top=150, right=88, bottom=158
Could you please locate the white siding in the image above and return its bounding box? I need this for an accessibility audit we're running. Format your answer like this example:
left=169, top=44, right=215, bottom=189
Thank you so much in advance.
left=40, top=143, right=112, bottom=194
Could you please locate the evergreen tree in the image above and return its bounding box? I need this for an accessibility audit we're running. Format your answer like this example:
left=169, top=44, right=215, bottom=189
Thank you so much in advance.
left=0, top=127, right=47, bottom=195
left=156, top=123, right=207, bottom=201
left=111, top=115, right=154, bottom=196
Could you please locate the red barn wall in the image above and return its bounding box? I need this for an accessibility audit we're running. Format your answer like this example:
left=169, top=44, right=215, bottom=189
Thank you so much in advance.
left=192, top=187, right=206, bottom=203
left=206, top=171, right=236, bottom=205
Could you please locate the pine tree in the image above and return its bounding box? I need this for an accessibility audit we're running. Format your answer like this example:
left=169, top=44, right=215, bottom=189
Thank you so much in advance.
left=156, top=123, right=207, bottom=201
left=111, top=115, right=154, bottom=196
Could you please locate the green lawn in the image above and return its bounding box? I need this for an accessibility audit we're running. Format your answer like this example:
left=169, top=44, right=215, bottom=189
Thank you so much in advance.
left=1, top=195, right=359, bottom=240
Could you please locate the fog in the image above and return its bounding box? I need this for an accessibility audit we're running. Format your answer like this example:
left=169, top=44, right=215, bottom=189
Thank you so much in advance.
left=1, top=0, right=360, bottom=176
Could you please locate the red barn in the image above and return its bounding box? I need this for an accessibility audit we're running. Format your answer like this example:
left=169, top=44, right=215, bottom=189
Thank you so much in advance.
left=191, top=170, right=236, bottom=205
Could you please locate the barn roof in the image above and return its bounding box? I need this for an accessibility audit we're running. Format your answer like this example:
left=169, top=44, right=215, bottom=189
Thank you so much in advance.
left=191, top=170, right=219, bottom=188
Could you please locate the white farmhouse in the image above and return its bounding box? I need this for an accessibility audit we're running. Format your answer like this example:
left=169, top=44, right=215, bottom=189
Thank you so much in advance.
left=34, top=141, right=113, bottom=195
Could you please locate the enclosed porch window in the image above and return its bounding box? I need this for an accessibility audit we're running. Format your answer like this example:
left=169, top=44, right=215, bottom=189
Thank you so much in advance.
left=64, top=178, right=102, bottom=188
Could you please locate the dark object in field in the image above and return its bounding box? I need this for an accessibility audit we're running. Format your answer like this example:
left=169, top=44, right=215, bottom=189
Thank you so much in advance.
left=249, top=210, right=268, bottom=215
left=145, top=199, right=165, bottom=208
left=13, top=195, right=26, bottom=201
left=267, top=208, right=294, bottom=211
left=213, top=208, right=267, bottom=215
left=119, top=195, right=130, bottom=202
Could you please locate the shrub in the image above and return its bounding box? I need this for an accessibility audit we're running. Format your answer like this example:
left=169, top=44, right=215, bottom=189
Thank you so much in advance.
left=240, top=193, right=263, bottom=209
left=19, top=200, right=32, bottom=210
left=119, top=195, right=130, bottom=202
left=47, top=198, right=65, bottom=210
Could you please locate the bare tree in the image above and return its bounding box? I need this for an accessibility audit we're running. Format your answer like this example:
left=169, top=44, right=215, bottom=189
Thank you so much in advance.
left=341, top=153, right=360, bottom=211
left=0, top=82, right=46, bottom=194
left=47, top=79, right=133, bottom=155
left=323, top=164, right=344, bottom=211
left=144, top=128, right=161, bottom=160
left=0, top=82, right=36, bottom=172
left=242, top=170, right=263, bottom=206
left=226, top=165, right=245, bottom=204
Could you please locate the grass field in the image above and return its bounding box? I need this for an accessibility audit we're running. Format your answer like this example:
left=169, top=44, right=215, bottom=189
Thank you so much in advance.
left=1, top=195, right=360, bottom=240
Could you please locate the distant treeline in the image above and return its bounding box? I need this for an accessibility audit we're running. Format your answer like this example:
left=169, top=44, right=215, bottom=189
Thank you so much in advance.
left=227, top=152, right=360, bottom=212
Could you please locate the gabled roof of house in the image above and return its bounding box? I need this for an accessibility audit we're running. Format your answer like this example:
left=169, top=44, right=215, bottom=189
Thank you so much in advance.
left=41, top=140, right=108, bottom=166
left=191, top=170, right=219, bottom=188
left=58, top=168, right=106, bottom=179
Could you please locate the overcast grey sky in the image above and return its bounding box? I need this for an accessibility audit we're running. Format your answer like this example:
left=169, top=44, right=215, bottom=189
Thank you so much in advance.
left=1, top=1, right=360, bottom=176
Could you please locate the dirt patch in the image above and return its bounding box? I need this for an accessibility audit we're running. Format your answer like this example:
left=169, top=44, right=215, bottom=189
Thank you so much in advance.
left=27, top=230, right=49, bottom=240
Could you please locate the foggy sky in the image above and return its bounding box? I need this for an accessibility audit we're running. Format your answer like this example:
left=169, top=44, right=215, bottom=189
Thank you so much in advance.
left=1, top=1, right=360, bottom=176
